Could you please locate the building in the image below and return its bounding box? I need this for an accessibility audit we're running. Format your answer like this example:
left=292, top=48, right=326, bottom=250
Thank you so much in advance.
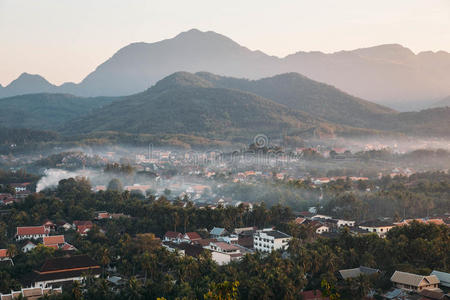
left=431, top=270, right=450, bottom=288
left=73, top=220, right=93, bottom=236
left=358, top=220, right=395, bottom=236
left=182, top=232, right=202, bottom=243
left=390, top=271, right=440, bottom=292
left=339, top=266, right=380, bottom=279
left=16, top=226, right=49, bottom=241
left=162, top=241, right=204, bottom=258
left=43, top=235, right=76, bottom=251
left=210, top=227, right=227, bottom=238
left=164, top=231, right=183, bottom=243
left=253, top=230, right=292, bottom=253
left=335, top=219, right=355, bottom=227
left=0, top=287, right=61, bottom=300
left=32, top=255, right=101, bottom=288
left=22, top=241, right=37, bottom=253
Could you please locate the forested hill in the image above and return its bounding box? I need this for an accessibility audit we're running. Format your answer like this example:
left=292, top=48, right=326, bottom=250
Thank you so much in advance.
left=0, top=93, right=118, bottom=130
left=196, top=72, right=396, bottom=129
left=61, top=72, right=348, bottom=138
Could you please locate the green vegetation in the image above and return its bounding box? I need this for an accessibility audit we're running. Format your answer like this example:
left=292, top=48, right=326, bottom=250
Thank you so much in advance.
left=0, top=93, right=118, bottom=130
left=0, top=177, right=448, bottom=299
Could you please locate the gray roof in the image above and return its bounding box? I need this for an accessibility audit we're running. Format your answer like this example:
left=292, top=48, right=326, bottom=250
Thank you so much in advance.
left=431, top=270, right=450, bottom=287
left=390, top=271, right=440, bottom=287
left=210, top=227, right=226, bottom=236
left=339, top=266, right=379, bottom=279
left=263, top=230, right=291, bottom=239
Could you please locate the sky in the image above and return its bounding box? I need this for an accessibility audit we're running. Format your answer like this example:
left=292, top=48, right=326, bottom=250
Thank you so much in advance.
left=1, top=0, right=449, bottom=86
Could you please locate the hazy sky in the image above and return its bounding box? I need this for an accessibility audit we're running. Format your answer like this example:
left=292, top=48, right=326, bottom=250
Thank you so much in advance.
left=1, top=0, right=449, bottom=86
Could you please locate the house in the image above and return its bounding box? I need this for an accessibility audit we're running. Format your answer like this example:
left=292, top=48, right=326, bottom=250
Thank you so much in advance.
left=16, top=226, right=49, bottom=241
left=339, top=266, right=380, bottom=279
left=299, top=290, right=329, bottom=300
left=162, top=241, right=204, bottom=258
left=253, top=230, right=292, bottom=253
left=205, top=241, right=241, bottom=255
left=182, top=232, right=202, bottom=243
left=210, top=227, right=227, bottom=238
left=43, top=235, right=65, bottom=248
left=43, top=235, right=76, bottom=251
left=0, top=287, right=62, bottom=300
left=0, top=249, right=13, bottom=266
left=315, top=224, right=330, bottom=234
left=73, top=220, right=93, bottom=236
left=10, top=182, right=31, bottom=193
left=335, top=219, right=355, bottom=227
left=42, top=220, right=55, bottom=232
left=358, top=220, right=395, bottom=236
left=430, top=270, right=450, bottom=288
left=32, top=255, right=101, bottom=288
left=390, top=271, right=440, bottom=292
left=164, top=231, right=183, bottom=243
left=295, top=217, right=306, bottom=225
left=55, top=221, right=72, bottom=231
left=22, top=241, right=37, bottom=253
left=218, top=234, right=239, bottom=244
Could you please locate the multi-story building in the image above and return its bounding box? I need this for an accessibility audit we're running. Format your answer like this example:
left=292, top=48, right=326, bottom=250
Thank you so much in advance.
left=253, top=230, right=291, bottom=253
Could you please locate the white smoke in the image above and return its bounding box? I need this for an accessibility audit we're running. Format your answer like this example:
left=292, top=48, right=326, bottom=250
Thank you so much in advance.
left=36, top=168, right=97, bottom=192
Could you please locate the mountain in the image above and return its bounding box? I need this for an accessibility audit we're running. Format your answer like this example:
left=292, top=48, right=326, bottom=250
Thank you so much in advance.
left=62, top=72, right=354, bottom=139
left=430, top=96, right=450, bottom=108
left=0, top=93, right=118, bottom=130
left=195, top=72, right=396, bottom=129
left=0, top=73, right=58, bottom=98
left=380, top=107, right=450, bottom=136
left=3, top=29, right=450, bottom=109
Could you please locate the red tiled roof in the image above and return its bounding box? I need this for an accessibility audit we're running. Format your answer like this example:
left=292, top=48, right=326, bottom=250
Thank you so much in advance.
left=213, top=242, right=240, bottom=251
left=185, top=232, right=201, bottom=240
left=165, top=231, right=182, bottom=239
left=43, top=235, right=65, bottom=246
left=77, top=225, right=91, bottom=234
left=17, top=226, right=46, bottom=236
left=0, top=249, right=8, bottom=258
left=295, top=217, right=306, bottom=224
left=61, top=243, right=77, bottom=251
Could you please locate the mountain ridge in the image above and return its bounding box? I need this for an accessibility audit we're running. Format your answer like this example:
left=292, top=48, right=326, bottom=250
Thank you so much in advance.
left=2, top=29, right=450, bottom=109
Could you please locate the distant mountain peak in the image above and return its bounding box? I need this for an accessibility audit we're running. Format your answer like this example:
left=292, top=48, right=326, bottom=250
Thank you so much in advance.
left=7, top=72, right=54, bottom=90
left=150, top=72, right=214, bottom=91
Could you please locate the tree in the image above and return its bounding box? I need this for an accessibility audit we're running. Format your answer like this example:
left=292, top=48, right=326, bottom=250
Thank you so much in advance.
left=204, top=280, right=239, bottom=300
left=107, top=178, right=123, bottom=192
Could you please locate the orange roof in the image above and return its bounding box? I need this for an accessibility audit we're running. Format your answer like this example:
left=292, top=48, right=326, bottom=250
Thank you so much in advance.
left=17, top=226, right=46, bottom=236
left=0, top=249, right=8, bottom=258
left=43, top=235, right=65, bottom=246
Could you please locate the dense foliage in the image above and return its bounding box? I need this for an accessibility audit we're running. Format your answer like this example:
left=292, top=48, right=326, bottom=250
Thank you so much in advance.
left=0, top=177, right=448, bottom=299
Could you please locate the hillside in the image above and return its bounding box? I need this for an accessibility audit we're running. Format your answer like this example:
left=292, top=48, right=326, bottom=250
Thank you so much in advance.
left=430, top=96, right=450, bottom=108
left=381, top=107, right=450, bottom=136
left=196, top=72, right=396, bottom=129
left=2, top=29, right=450, bottom=109
left=0, top=93, right=118, bottom=130
left=62, top=72, right=351, bottom=139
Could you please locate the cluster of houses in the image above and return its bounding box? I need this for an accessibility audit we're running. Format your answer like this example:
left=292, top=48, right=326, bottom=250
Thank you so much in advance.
left=0, top=182, right=33, bottom=205
left=331, top=266, right=450, bottom=300
left=295, top=213, right=449, bottom=238
left=162, top=226, right=292, bottom=265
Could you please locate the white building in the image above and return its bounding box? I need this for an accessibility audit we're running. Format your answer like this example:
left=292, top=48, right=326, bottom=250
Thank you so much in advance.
left=253, top=230, right=291, bottom=253
left=358, top=220, right=394, bottom=236
left=16, top=226, right=49, bottom=241
left=335, top=219, right=355, bottom=227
